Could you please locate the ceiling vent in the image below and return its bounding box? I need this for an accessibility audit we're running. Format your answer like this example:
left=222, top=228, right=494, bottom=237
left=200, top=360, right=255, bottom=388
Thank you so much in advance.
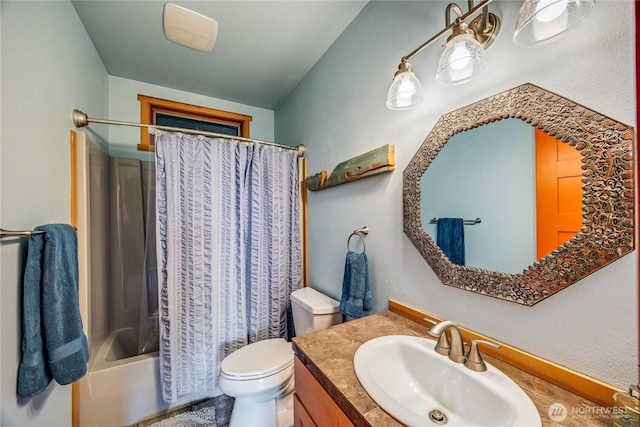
left=163, top=3, right=218, bottom=52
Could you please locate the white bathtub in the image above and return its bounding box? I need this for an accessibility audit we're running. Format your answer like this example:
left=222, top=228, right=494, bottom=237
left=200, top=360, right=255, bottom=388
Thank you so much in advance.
left=78, top=328, right=216, bottom=426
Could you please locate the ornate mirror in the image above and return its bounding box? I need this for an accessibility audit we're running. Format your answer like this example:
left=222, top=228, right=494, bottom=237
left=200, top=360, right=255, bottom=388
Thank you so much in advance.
left=403, top=83, right=635, bottom=306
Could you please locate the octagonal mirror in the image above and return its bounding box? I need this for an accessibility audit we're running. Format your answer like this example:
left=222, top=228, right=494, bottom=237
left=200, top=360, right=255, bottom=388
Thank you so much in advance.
left=403, top=83, right=634, bottom=306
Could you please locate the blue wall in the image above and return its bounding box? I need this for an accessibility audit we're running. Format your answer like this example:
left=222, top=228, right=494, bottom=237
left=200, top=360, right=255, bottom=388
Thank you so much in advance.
left=1, top=2, right=109, bottom=426
left=275, top=0, right=637, bottom=389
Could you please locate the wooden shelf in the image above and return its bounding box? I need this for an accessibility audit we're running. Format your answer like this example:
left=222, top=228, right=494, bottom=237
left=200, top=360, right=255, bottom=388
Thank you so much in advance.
left=305, top=144, right=395, bottom=191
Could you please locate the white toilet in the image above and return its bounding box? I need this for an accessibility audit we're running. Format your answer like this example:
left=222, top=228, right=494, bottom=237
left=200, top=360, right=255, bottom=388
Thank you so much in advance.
left=218, top=287, right=342, bottom=427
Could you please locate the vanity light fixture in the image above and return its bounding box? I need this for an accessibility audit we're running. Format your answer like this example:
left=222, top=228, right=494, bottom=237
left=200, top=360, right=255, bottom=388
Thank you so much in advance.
left=513, top=0, right=595, bottom=47
left=386, top=0, right=500, bottom=110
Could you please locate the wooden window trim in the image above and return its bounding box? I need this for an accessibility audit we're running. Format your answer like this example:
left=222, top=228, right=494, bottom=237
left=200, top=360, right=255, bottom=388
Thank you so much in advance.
left=137, top=94, right=252, bottom=152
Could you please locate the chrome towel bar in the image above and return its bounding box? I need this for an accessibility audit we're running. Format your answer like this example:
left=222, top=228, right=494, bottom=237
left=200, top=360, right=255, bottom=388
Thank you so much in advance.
left=429, top=218, right=482, bottom=225
left=0, top=228, right=46, bottom=239
left=1, top=227, right=77, bottom=239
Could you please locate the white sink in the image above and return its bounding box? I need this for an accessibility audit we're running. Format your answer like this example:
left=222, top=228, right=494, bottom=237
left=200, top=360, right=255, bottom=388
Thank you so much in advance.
left=353, top=335, right=541, bottom=427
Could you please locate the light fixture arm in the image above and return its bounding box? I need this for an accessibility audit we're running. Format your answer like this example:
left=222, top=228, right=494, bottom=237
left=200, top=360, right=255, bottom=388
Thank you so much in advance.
left=445, top=3, right=465, bottom=27
left=400, top=0, right=493, bottom=64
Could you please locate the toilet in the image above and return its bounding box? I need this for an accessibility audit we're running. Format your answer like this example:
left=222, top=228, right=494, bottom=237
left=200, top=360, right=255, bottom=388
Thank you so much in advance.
left=218, top=287, right=342, bottom=427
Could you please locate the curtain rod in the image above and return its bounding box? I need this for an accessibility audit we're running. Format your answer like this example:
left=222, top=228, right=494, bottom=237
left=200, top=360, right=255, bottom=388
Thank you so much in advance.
left=72, top=109, right=305, bottom=157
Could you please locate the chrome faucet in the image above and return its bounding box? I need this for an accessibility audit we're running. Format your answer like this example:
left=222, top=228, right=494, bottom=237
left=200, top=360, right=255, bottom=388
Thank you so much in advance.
left=425, top=318, right=502, bottom=371
left=427, top=320, right=466, bottom=363
left=424, top=317, right=501, bottom=372
left=464, top=339, right=501, bottom=372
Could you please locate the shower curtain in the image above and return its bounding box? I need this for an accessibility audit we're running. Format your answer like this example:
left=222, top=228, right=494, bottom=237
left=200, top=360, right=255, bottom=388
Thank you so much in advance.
left=155, top=133, right=302, bottom=403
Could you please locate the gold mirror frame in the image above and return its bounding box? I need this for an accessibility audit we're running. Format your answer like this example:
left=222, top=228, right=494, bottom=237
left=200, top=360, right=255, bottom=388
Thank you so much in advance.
left=403, top=83, right=635, bottom=306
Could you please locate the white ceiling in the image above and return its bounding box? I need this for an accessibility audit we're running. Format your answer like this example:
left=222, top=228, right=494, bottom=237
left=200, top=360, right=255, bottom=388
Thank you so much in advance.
left=72, top=1, right=368, bottom=110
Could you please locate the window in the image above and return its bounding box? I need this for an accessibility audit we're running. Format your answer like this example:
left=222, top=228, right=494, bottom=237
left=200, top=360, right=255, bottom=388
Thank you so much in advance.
left=137, top=94, right=252, bottom=152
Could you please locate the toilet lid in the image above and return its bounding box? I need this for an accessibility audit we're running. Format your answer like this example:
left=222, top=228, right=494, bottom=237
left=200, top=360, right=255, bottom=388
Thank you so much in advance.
left=220, top=338, right=293, bottom=379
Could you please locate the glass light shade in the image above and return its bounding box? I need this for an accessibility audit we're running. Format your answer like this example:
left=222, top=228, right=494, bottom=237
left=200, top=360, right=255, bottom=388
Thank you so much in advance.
left=513, top=0, right=595, bottom=47
left=386, top=69, right=424, bottom=110
left=436, top=33, right=487, bottom=85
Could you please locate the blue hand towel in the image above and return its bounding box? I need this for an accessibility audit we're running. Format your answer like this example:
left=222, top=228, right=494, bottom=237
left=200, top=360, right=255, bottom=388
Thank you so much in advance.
left=436, top=218, right=465, bottom=266
left=18, top=224, right=89, bottom=398
left=339, top=251, right=373, bottom=319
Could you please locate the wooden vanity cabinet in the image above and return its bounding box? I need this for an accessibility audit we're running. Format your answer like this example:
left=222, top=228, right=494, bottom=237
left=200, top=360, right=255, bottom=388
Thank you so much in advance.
left=294, top=355, right=354, bottom=427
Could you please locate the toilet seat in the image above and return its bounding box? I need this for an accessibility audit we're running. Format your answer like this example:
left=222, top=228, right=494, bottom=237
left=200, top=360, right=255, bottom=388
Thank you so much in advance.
left=220, top=338, right=293, bottom=380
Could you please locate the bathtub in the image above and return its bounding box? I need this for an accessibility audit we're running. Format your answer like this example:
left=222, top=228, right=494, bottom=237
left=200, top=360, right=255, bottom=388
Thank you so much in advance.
left=78, top=328, right=216, bottom=426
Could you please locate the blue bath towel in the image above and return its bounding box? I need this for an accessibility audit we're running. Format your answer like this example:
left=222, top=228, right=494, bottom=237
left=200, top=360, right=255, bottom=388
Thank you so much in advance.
left=436, top=218, right=465, bottom=266
left=18, top=229, right=52, bottom=398
left=339, top=251, right=373, bottom=319
left=18, top=224, right=89, bottom=398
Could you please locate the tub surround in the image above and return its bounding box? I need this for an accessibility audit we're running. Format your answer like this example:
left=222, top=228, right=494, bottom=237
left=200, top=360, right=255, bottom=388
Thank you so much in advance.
left=292, top=304, right=615, bottom=427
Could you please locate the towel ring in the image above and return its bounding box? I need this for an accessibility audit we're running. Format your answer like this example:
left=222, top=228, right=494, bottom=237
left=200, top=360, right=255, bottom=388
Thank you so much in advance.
left=347, top=226, right=368, bottom=253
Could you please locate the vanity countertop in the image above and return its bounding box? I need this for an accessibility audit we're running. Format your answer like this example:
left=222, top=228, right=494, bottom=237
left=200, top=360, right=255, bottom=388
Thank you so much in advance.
left=292, top=311, right=611, bottom=427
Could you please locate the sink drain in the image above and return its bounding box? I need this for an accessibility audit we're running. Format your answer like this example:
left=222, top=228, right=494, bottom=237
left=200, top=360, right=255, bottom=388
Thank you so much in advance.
left=428, top=409, right=448, bottom=425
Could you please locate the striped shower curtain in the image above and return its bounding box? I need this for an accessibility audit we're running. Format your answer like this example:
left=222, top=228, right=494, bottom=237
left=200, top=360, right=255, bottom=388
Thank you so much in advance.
left=155, top=133, right=302, bottom=403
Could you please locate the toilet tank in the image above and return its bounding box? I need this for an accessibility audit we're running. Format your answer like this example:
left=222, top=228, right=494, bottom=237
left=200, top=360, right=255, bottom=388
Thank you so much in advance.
left=291, top=287, right=342, bottom=336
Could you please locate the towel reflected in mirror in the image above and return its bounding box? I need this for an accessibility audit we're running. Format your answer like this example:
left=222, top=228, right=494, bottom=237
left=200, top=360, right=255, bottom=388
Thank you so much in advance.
left=436, top=218, right=465, bottom=266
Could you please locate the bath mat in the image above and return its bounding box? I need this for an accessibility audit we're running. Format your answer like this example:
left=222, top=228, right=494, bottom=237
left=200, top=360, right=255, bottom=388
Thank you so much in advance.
left=149, top=406, right=217, bottom=427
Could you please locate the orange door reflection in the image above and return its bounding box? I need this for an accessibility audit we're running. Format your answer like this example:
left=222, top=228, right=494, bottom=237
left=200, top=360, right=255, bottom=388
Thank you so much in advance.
left=535, top=129, right=583, bottom=260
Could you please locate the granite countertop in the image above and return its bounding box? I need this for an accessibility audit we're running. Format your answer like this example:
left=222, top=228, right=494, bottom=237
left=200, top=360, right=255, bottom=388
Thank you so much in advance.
left=292, top=311, right=610, bottom=427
